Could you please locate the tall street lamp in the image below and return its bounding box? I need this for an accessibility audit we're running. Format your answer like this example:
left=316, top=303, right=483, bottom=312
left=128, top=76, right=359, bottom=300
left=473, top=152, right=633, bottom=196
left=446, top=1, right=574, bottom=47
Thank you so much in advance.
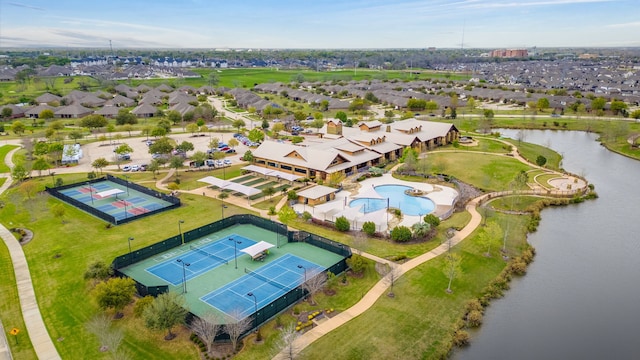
left=87, top=182, right=94, bottom=205
left=177, top=259, right=190, bottom=293
left=127, top=237, right=134, bottom=255
left=229, top=237, right=242, bottom=269
left=178, top=220, right=185, bottom=244
left=247, top=292, right=258, bottom=332
left=297, top=264, right=307, bottom=283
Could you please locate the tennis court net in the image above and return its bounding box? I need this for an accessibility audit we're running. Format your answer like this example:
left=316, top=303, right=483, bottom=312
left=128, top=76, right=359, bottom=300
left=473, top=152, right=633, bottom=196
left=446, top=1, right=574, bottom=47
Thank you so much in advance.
left=244, top=268, right=289, bottom=291
left=190, top=244, right=229, bottom=265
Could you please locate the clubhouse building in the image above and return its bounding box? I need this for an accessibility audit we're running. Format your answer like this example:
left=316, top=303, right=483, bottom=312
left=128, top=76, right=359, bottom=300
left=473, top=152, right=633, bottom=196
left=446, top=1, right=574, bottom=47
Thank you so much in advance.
left=250, top=119, right=459, bottom=182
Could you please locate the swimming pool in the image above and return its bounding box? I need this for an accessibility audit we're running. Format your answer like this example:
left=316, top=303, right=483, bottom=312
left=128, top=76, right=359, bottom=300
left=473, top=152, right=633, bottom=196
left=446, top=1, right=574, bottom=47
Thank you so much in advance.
left=349, top=184, right=435, bottom=216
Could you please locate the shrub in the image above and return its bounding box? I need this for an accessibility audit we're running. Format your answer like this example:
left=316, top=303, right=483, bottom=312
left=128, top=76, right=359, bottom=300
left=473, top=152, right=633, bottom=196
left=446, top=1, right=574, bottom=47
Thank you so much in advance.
left=335, top=216, right=350, bottom=232
left=83, top=261, right=113, bottom=281
left=452, top=330, right=470, bottom=347
left=466, top=299, right=484, bottom=314
left=361, top=221, right=376, bottom=236
left=302, top=211, right=312, bottom=221
left=390, top=226, right=412, bottom=242
left=509, top=260, right=528, bottom=275
left=133, top=296, right=154, bottom=318
left=466, top=310, right=483, bottom=327
left=423, top=214, right=440, bottom=228
left=346, top=254, right=366, bottom=274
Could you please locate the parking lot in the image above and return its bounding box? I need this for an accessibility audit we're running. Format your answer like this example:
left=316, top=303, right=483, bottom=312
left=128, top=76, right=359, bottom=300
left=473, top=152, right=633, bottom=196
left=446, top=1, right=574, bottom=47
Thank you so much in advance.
left=53, top=131, right=248, bottom=174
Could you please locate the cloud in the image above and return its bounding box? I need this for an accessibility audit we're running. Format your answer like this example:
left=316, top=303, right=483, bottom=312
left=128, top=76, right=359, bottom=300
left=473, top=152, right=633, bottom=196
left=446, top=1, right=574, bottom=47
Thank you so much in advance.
left=7, top=2, right=45, bottom=11
left=462, top=0, right=614, bottom=9
left=606, top=21, right=640, bottom=28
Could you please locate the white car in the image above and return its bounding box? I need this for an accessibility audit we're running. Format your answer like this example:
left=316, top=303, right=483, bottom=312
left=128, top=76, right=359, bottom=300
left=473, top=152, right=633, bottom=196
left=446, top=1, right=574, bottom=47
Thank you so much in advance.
left=130, top=164, right=140, bottom=172
left=122, top=165, right=131, bottom=172
left=215, top=160, right=224, bottom=167
left=223, top=159, right=232, bottom=165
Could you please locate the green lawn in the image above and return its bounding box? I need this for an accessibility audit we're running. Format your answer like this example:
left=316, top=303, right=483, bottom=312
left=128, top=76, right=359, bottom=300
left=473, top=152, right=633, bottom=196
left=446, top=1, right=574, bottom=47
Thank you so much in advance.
left=0, top=145, right=19, bottom=173
left=300, top=214, right=531, bottom=359
left=0, top=174, right=255, bottom=359
left=502, top=138, right=563, bottom=170
left=488, top=196, right=544, bottom=212
left=0, top=240, right=37, bottom=360
left=427, top=152, right=534, bottom=192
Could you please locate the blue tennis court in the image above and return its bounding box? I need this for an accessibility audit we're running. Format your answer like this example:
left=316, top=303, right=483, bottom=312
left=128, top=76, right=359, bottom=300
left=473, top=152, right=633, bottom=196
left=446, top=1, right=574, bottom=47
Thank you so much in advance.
left=201, top=254, right=323, bottom=319
left=56, top=179, right=174, bottom=222
left=146, top=234, right=257, bottom=285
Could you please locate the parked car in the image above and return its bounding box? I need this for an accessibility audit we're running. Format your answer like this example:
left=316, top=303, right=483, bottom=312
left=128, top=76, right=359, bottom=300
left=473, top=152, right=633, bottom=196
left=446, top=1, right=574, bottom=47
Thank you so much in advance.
left=225, top=148, right=236, bottom=154
left=205, top=159, right=215, bottom=167
left=215, top=160, right=224, bottom=167
left=139, top=164, right=148, bottom=171
left=223, top=159, right=232, bottom=165
left=122, top=165, right=132, bottom=172
left=130, top=164, right=140, bottom=172
left=117, top=153, right=131, bottom=161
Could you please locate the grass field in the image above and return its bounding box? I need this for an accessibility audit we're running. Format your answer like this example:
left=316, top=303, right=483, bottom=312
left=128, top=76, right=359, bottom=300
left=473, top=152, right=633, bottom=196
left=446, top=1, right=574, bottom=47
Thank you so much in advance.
left=0, top=145, right=19, bottom=173
left=300, top=213, right=531, bottom=359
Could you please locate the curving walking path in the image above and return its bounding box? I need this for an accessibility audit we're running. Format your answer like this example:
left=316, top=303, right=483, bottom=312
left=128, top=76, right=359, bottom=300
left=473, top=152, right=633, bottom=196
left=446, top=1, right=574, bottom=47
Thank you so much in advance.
left=0, top=146, right=61, bottom=360
left=273, top=140, right=585, bottom=359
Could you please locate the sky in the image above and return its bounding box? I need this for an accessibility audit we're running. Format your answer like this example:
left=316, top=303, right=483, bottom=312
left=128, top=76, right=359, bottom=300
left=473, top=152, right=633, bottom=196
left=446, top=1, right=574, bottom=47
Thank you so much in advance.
left=0, top=0, right=638, bottom=49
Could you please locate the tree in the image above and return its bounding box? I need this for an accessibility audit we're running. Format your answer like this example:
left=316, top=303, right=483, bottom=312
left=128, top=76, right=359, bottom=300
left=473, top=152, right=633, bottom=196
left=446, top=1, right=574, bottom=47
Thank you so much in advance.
left=536, top=98, right=550, bottom=111
left=208, top=72, right=220, bottom=87
left=86, top=313, right=124, bottom=357
left=93, top=277, right=136, bottom=318
left=591, top=97, right=606, bottom=111
left=248, top=128, right=264, bottom=143
left=186, top=123, right=199, bottom=134
left=149, top=137, right=174, bottom=155
left=80, top=114, right=108, bottom=129
left=39, top=109, right=55, bottom=121
left=32, top=156, right=51, bottom=177
left=335, top=216, right=350, bottom=231
left=399, top=147, right=418, bottom=164
left=242, top=150, right=254, bottom=162
left=478, top=221, right=502, bottom=257
left=191, top=313, right=223, bottom=354
left=223, top=310, right=252, bottom=352
left=272, top=122, right=285, bottom=137
left=310, top=118, right=325, bottom=132
left=51, top=203, right=66, bottom=223
left=143, top=292, right=188, bottom=340
left=1, top=107, right=13, bottom=120
left=68, top=130, right=85, bottom=141
left=232, top=119, right=246, bottom=132
left=19, top=180, right=38, bottom=200
left=115, top=109, right=137, bottom=125
left=276, top=324, right=300, bottom=360
left=169, top=156, right=184, bottom=177
left=301, top=269, right=326, bottom=306
left=390, top=225, right=412, bottom=242
left=278, top=204, right=297, bottom=224
left=383, top=262, right=402, bottom=297
left=535, top=155, right=547, bottom=167
left=84, top=261, right=113, bottom=281
left=166, top=110, right=182, bottom=125
left=262, top=186, right=276, bottom=199
left=443, top=252, right=462, bottom=293
left=148, top=160, right=161, bottom=179
left=11, top=163, right=29, bottom=181
left=335, top=111, right=348, bottom=122
left=176, top=141, right=194, bottom=153
left=92, top=157, right=109, bottom=175
left=228, top=138, right=239, bottom=149
left=11, top=121, right=26, bottom=136
left=630, top=109, right=640, bottom=120
left=483, top=109, right=495, bottom=120
left=114, top=144, right=133, bottom=169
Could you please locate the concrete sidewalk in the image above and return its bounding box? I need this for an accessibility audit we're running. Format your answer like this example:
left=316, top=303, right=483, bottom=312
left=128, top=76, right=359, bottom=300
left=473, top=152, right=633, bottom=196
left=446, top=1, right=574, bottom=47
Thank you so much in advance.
left=273, top=196, right=484, bottom=359
left=0, top=146, right=61, bottom=360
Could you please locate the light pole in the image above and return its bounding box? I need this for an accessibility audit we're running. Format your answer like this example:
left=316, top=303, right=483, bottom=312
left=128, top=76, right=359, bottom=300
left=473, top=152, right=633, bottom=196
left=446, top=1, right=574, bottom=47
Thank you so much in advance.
left=87, top=182, right=94, bottom=205
left=123, top=201, right=128, bottom=219
left=177, top=259, right=190, bottom=293
left=297, top=264, right=307, bottom=283
left=229, top=237, right=242, bottom=269
left=178, top=220, right=185, bottom=244
left=247, top=292, right=258, bottom=332
left=128, top=236, right=134, bottom=255
left=124, top=174, right=130, bottom=195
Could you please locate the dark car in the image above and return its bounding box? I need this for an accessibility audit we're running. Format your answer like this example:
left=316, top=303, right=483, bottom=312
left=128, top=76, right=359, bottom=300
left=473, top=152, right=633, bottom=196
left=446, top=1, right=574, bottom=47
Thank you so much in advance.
left=225, top=148, right=236, bottom=154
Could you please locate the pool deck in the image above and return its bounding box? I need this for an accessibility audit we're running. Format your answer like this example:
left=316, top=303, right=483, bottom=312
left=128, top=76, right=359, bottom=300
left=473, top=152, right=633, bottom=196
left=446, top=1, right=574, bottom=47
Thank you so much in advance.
left=292, top=174, right=458, bottom=232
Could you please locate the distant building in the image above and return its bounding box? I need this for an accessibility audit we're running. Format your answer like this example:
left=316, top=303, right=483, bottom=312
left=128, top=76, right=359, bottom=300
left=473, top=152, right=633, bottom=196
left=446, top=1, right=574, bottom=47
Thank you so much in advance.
left=490, top=49, right=528, bottom=58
